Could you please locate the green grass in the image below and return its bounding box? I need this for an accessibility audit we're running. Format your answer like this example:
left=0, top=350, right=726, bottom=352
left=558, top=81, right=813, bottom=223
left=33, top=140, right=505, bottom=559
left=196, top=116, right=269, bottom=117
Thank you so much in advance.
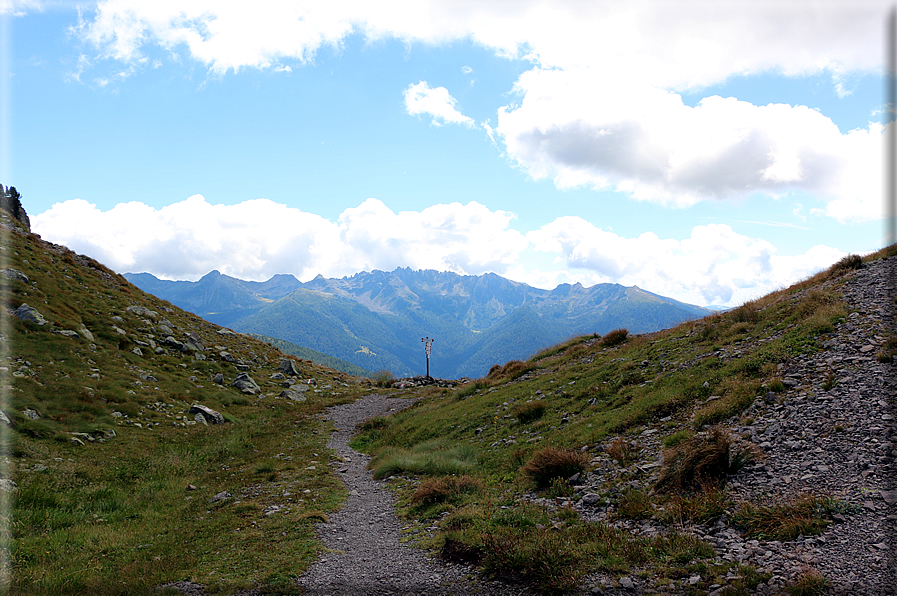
left=1, top=220, right=378, bottom=594
left=368, top=439, right=478, bottom=479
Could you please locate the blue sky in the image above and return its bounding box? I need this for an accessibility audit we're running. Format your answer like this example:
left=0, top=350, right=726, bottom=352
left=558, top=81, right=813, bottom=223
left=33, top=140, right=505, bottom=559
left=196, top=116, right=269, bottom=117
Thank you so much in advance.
left=1, top=0, right=892, bottom=307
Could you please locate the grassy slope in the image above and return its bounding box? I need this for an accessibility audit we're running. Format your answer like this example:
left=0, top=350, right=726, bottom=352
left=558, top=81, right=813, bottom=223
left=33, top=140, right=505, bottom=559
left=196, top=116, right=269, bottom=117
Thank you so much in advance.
left=351, top=247, right=895, bottom=593
left=0, top=211, right=386, bottom=595
left=246, top=333, right=372, bottom=377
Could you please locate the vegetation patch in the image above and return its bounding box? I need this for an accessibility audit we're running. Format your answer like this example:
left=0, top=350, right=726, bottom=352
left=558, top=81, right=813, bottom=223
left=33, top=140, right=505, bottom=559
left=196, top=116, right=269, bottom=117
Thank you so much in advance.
left=369, top=439, right=478, bottom=480
left=655, top=427, right=760, bottom=493
left=510, top=400, right=546, bottom=423
left=521, top=447, right=590, bottom=489
left=410, top=475, right=483, bottom=507
left=605, top=437, right=641, bottom=466
left=732, top=493, right=857, bottom=541
left=599, top=328, right=629, bottom=347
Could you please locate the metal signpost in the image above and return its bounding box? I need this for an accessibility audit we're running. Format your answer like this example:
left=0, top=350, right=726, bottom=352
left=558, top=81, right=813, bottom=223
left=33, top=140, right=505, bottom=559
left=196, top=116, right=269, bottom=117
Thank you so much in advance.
left=421, top=336, right=434, bottom=378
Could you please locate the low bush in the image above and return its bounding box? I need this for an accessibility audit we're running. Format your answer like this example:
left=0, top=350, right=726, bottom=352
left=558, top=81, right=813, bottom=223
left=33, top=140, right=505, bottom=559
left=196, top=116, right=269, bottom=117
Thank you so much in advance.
left=828, top=254, right=863, bottom=277
left=658, top=482, right=729, bottom=525
left=655, top=427, right=760, bottom=493
left=784, top=568, right=831, bottom=596
left=521, top=447, right=590, bottom=489
left=600, top=328, right=629, bottom=348
left=606, top=437, right=640, bottom=465
left=411, top=475, right=483, bottom=507
left=511, top=401, right=546, bottom=424
left=732, top=493, right=855, bottom=540
left=369, top=439, right=478, bottom=480
left=614, top=488, right=654, bottom=520
left=370, top=369, right=395, bottom=388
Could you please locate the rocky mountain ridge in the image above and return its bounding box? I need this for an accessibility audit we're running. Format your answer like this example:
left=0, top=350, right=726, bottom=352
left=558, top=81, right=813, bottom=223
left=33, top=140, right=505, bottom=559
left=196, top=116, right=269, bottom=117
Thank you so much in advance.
left=126, top=268, right=712, bottom=379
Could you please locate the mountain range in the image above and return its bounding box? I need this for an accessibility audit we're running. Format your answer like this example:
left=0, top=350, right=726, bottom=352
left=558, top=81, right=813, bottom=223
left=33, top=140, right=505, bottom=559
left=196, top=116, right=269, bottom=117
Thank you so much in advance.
left=125, top=268, right=712, bottom=379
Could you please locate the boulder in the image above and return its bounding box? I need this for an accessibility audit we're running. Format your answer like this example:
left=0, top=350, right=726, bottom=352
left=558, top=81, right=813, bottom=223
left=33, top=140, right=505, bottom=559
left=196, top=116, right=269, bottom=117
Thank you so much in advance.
left=78, top=326, right=95, bottom=342
left=219, top=351, right=236, bottom=363
left=22, top=408, right=40, bottom=420
left=131, top=347, right=143, bottom=357
left=183, top=332, right=204, bottom=352
left=280, top=388, right=307, bottom=402
left=278, top=359, right=302, bottom=376
left=56, top=330, right=80, bottom=339
left=125, top=305, right=159, bottom=320
left=217, top=328, right=237, bottom=336
left=189, top=404, right=225, bottom=425
left=1, top=268, right=29, bottom=283
left=231, top=372, right=260, bottom=395
left=0, top=411, right=11, bottom=427
left=212, top=373, right=225, bottom=385
left=14, top=304, right=46, bottom=325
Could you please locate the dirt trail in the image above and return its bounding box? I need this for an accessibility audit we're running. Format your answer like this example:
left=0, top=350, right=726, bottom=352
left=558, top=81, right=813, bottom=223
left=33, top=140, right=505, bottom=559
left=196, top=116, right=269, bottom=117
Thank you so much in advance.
left=296, top=393, right=529, bottom=595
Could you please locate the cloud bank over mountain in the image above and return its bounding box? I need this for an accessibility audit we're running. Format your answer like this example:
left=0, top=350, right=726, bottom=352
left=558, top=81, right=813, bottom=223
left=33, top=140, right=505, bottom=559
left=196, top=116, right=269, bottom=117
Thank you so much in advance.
left=33, top=195, right=844, bottom=307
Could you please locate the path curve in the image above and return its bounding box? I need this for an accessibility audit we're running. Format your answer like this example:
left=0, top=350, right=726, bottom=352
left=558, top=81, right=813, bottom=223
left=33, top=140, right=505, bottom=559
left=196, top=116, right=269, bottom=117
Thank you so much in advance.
left=297, top=393, right=529, bottom=595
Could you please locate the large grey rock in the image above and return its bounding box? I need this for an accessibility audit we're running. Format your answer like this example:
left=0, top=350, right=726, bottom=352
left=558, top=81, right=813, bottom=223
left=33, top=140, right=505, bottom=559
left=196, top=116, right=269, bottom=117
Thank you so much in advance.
left=281, top=388, right=307, bottom=402
left=14, top=304, right=46, bottom=325
left=22, top=408, right=40, bottom=420
left=212, top=373, right=225, bottom=385
left=56, top=329, right=80, bottom=339
left=219, top=351, right=236, bottom=363
left=1, top=269, right=29, bottom=283
left=78, top=326, right=95, bottom=342
left=217, top=328, right=237, bottom=336
left=183, top=332, right=204, bottom=352
left=189, top=404, right=224, bottom=425
left=0, top=411, right=11, bottom=427
left=278, top=359, right=302, bottom=376
left=231, top=372, right=260, bottom=395
left=126, top=305, right=159, bottom=320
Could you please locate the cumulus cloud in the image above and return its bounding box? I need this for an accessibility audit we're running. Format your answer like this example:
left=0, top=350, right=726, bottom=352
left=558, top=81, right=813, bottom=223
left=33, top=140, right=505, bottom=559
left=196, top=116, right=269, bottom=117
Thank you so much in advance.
left=67, top=1, right=887, bottom=221
left=403, top=81, right=474, bottom=127
left=526, top=217, right=845, bottom=306
left=31, top=195, right=526, bottom=282
left=32, top=196, right=844, bottom=307
left=497, top=68, right=884, bottom=220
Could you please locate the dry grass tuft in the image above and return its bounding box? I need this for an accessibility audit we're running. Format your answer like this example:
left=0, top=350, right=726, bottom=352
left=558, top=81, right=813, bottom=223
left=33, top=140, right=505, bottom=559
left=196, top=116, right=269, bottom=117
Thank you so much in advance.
left=599, top=328, right=629, bottom=347
left=511, top=401, right=546, bottom=423
left=605, top=437, right=641, bottom=466
left=411, top=475, right=484, bottom=506
left=655, top=426, right=760, bottom=493
left=521, top=447, right=590, bottom=489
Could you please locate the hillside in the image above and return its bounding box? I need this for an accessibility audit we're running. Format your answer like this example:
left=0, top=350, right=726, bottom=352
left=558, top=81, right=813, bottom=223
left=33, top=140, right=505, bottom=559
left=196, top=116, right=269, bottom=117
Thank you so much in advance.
left=6, top=194, right=895, bottom=594
left=348, top=247, right=896, bottom=594
left=127, top=268, right=712, bottom=379
left=0, top=205, right=380, bottom=593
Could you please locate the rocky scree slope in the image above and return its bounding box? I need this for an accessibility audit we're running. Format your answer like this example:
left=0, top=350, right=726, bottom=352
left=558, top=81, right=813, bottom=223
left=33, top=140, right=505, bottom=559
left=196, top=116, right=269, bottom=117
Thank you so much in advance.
left=531, top=254, right=896, bottom=595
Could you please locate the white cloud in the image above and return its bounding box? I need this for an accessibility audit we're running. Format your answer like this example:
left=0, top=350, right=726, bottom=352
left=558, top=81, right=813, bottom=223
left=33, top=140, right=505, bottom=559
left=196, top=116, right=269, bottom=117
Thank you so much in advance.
left=0, top=0, right=42, bottom=17
left=31, top=195, right=526, bottom=282
left=526, top=217, right=845, bottom=306
left=403, top=81, right=474, bottom=127
left=68, top=1, right=888, bottom=222
left=497, top=68, right=884, bottom=220
left=32, top=196, right=845, bottom=307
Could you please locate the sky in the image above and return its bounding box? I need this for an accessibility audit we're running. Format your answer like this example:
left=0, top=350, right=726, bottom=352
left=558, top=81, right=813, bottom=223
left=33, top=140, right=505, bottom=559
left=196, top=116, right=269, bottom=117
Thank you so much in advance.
left=1, top=0, right=893, bottom=307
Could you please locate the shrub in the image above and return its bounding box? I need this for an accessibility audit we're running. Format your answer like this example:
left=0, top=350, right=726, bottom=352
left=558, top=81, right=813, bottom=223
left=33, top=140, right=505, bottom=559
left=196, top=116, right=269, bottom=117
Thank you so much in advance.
left=487, top=360, right=535, bottom=382
left=370, top=369, right=395, bottom=388
left=828, top=254, right=863, bottom=276
left=614, top=488, right=654, bottom=520
left=662, top=429, right=693, bottom=448
left=600, top=328, right=629, bottom=347
left=659, top=482, right=729, bottom=525
left=511, top=401, right=546, bottom=424
left=784, top=568, right=830, bottom=596
left=411, top=475, right=483, bottom=507
left=369, top=439, right=478, bottom=479
left=655, top=427, right=760, bottom=493
left=731, top=493, right=854, bottom=540
left=606, top=437, right=641, bottom=465
left=521, top=447, right=590, bottom=489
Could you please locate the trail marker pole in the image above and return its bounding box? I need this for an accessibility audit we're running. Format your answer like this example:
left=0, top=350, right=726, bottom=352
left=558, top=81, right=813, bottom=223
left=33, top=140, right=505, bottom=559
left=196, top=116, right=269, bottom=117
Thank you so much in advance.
left=421, top=336, right=434, bottom=379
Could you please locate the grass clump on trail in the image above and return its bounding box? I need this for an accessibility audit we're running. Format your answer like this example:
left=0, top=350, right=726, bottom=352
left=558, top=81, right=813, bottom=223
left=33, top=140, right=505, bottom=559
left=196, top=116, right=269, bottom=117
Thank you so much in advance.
left=732, top=493, right=859, bottom=541
left=655, top=426, right=761, bottom=493
left=369, top=439, right=478, bottom=479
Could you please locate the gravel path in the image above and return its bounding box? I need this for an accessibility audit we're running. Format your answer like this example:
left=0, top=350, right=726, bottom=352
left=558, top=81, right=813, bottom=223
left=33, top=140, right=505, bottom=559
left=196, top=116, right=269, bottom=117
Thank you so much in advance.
left=296, top=393, right=528, bottom=595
